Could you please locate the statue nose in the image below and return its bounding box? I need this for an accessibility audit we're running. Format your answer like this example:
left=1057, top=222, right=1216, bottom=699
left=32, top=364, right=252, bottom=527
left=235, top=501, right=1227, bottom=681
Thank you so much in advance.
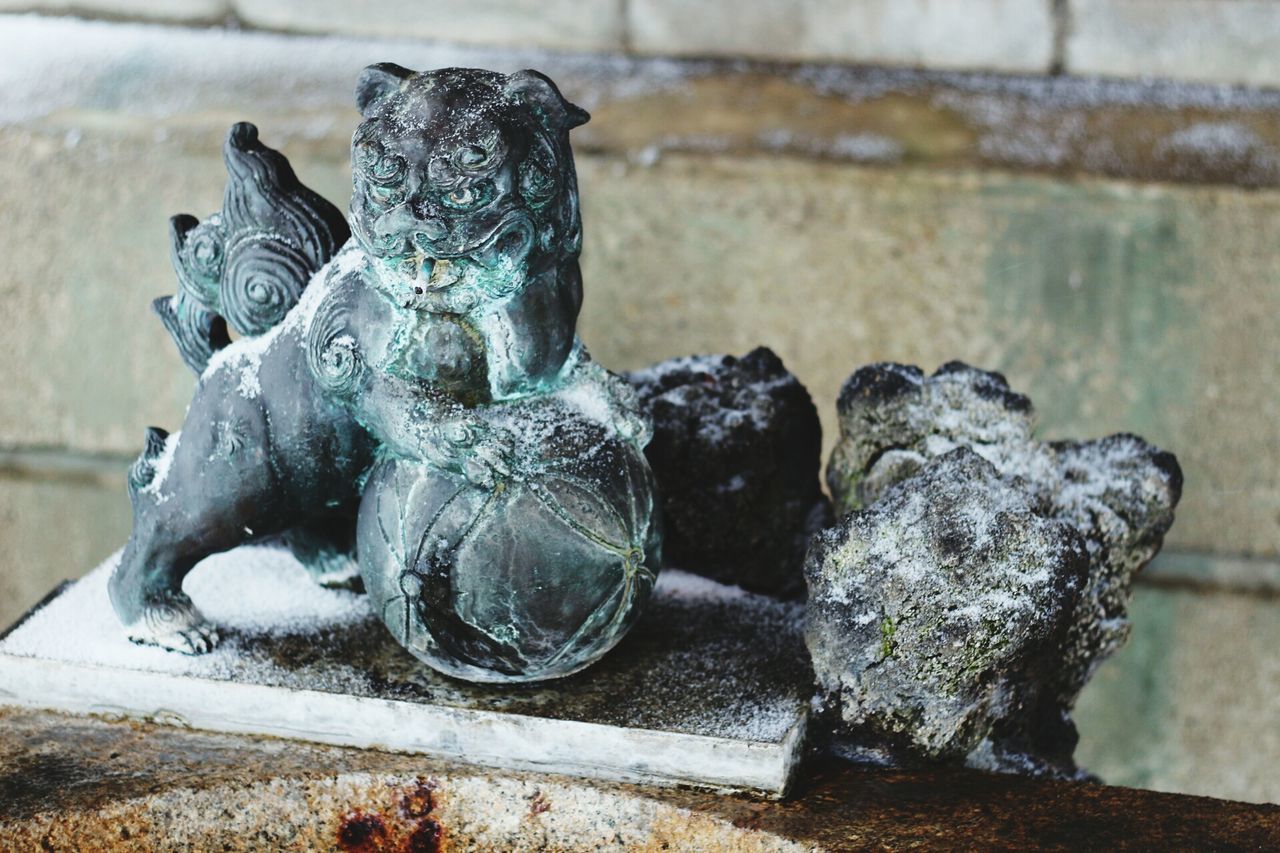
left=411, top=217, right=447, bottom=251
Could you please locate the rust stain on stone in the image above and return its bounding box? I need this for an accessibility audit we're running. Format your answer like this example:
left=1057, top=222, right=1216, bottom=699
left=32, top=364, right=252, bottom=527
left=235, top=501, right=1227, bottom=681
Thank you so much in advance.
left=337, top=810, right=388, bottom=852
left=333, top=779, right=447, bottom=853
left=404, top=817, right=443, bottom=853
left=398, top=777, right=438, bottom=819
left=528, top=789, right=551, bottom=816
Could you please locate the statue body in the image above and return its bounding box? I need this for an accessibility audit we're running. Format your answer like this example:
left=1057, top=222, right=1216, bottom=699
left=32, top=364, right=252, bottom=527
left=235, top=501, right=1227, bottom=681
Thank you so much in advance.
left=109, top=66, right=662, bottom=683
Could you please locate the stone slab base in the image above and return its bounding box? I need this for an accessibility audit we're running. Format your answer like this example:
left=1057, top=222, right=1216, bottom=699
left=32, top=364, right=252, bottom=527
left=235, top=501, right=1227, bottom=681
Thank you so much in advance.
left=0, top=547, right=810, bottom=796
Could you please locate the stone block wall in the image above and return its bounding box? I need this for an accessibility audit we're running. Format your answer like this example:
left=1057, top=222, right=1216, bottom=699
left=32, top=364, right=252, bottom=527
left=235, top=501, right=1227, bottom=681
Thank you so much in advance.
left=5, top=1, right=1280, bottom=86
left=2, top=2, right=1279, bottom=804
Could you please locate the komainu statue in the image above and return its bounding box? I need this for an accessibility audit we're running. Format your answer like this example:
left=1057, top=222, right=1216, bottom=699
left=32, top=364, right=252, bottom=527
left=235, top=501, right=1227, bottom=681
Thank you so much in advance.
left=110, top=65, right=663, bottom=684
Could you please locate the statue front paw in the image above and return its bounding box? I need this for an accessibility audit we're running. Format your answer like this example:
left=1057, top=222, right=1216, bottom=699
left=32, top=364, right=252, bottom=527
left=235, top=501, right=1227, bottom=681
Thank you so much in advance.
left=437, top=419, right=516, bottom=488
left=126, top=592, right=220, bottom=655
left=461, top=432, right=515, bottom=488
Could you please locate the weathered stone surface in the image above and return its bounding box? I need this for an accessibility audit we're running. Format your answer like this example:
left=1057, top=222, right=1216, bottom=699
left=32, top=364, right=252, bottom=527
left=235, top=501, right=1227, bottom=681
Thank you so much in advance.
left=234, top=0, right=626, bottom=53
left=624, top=347, right=829, bottom=595
left=1066, top=0, right=1280, bottom=89
left=4, top=708, right=1279, bottom=850
left=824, top=361, right=1182, bottom=776
left=12, top=17, right=1280, bottom=186
left=1041, top=434, right=1184, bottom=696
left=806, top=447, right=1089, bottom=764
left=827, top=361, right=1040, bottom=516
left=628, top=0, right=1054, bottom=73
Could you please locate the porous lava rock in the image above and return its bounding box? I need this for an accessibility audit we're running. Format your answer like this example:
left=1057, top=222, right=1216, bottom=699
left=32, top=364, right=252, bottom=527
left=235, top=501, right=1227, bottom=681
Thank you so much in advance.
left=819, top=361, right=1183, bottom=777
left=805, top=447, right=1089, bottom=764
left=624, top=347, right=830, bottom=596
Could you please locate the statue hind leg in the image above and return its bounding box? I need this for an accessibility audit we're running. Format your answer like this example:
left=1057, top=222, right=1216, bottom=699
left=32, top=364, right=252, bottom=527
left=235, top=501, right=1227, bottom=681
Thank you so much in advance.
left=283, top=514, right=362, bottom=590
left=109, top=120, right=358, bottom=653
left=108, top=410, right=284, bottom=653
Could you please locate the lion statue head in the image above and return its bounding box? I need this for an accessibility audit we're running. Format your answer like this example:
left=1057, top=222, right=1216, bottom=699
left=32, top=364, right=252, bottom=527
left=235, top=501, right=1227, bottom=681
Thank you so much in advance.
left=349, top=64, right=588, bottom=318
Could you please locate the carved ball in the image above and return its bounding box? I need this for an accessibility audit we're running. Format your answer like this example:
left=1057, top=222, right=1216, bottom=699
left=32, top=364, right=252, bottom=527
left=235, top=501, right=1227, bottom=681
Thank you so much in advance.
left=357, top=423, right=661, bottom=683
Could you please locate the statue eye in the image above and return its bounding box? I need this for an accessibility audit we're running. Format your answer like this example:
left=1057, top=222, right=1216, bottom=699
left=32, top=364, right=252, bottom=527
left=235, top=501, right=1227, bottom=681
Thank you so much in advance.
left=370, top=153, right=407, bottom=184
left=369, top=184, right=405, bottom=206
left=441, top=181, right=493, bottom=211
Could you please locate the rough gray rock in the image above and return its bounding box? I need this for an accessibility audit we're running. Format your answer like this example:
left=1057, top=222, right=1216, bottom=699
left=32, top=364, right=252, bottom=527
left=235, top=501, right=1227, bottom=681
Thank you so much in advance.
left=805, top=447, right=1089, bottom=764
left=624, top=347, right=830, bottom=596
left=827, top=361, right=1049, bottom=515
left=821, top=361, right=1183, bottom=777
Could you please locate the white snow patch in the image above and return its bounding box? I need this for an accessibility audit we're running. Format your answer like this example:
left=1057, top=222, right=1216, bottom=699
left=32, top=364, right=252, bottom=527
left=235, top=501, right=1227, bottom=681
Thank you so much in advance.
left=201, top=322, right=278, bottom=398
left=1157, top=121, right=1266, bottom=160
left=0, top=547, right=369, bottom=680
left=654, top=568, right=752, bottom=603
left=554, top=370, right=617, bottom=427
left=139, top=429, right=180, bottom=498
left=756, top=128, right=904, bottom=162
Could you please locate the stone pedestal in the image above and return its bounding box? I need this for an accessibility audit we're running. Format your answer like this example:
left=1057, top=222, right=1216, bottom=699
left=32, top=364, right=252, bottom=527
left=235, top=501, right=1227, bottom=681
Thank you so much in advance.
left=0, top=547, right=810, bottom=796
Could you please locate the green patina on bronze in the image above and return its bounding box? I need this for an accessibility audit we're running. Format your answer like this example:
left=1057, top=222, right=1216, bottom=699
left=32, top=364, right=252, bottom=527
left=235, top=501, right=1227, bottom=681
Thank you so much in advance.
left=107, top=66, right=663, bottom=684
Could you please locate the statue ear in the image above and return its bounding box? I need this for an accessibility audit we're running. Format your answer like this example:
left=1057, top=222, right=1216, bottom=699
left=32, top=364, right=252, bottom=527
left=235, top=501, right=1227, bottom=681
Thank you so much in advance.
left=355, top=63, right=414, bottom=117
left=506, top=69, right=590, bottom=131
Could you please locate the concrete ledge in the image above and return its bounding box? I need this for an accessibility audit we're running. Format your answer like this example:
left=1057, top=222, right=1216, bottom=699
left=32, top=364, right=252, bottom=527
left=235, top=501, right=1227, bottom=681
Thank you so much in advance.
left=3, top=707, right=1279, bottom=849
left=1142, top=551, right=1280, bottom=598
left=8, top=16, right=1280, bottom=187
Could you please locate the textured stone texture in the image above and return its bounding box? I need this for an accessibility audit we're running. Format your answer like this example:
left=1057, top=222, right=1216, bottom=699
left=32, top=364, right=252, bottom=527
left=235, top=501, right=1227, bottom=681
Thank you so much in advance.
left=827, top=361, right=1040, bottom=515
left=1066, top=0, right=1280, bottom=89
left=3, top=708, right=1279, bottom=850
left=806, top=448, right=1088, bottom=765
left=234, top=0, right=626, bottom=53
left=825, top=361, right=1182, bottom=776
left=624, top=348, right=829, bottom=595
left=628, top=0, right=1054, bottom=73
